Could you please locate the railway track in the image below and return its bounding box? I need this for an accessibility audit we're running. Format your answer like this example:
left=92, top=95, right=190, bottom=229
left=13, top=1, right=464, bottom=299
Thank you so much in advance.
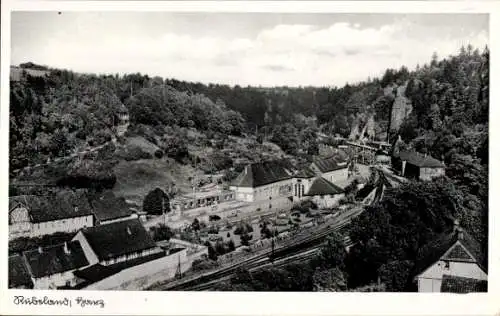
left=154, top=207, right=362, bottom=291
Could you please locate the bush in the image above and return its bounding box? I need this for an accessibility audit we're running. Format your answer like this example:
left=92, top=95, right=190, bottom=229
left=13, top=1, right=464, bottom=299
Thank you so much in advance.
left=149, top=224, right=174, bottom=242
left=192, top=258, right=219, bottom=272
left=154, top=149, right=164, bottom=159
left=124, top=146, right=153, bottom=161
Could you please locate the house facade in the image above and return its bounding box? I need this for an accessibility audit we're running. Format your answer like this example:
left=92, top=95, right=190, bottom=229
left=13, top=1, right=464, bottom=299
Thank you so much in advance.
left=9, top=192, right=94, bottom=239
left=414, top=224, right=487, bottom=293
left=23, top=241, right=90, bottom=289
left=230, top=161, right=296, bottom=202
left=390, top=135, right=445, bottom=181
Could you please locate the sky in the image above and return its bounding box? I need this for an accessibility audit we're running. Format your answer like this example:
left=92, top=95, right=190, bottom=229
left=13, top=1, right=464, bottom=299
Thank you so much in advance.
left=11, top=12, right=489, bottom=87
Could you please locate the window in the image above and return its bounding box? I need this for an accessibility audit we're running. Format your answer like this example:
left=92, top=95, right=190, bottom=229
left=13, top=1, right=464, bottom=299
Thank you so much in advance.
left=444, top=261, right=450, bottom=269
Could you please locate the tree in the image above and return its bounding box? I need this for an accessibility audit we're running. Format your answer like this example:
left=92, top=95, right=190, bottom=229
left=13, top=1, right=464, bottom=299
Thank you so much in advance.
left=240, top=233, right=252, bottom=246
left=313, top=267, right=347, bottom=291
left=192, top=218, right=201, bottom=232
left=315, top=233, right=347, bottom=269
left=377, top=260, right=413, bottom=291
left=142, top=188, right=170, bottom=215
left=149, top=224, right=174, bottom=242
left=204, top=241, right=218, bottom=261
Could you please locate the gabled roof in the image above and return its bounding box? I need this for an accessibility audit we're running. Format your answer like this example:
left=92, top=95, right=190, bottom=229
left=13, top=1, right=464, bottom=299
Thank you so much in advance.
left=80, top=218, right=157, bottom=261
left=311, top=155, right=349, bottom=173
left=230, top=160, right=295, bottom=188
left=397, top=151, right=445, bottom=168
left=294, top=167, right=316, bottom=179
left=440, top=275, right=487, bottom=293
left=9, top=190, right=93, bottom=223
left=9, top=255, right=34, bottom=288
left=305, top=177, right=344, bottom=196
left=90, top=191, right=133, bottom=222
left=23, top=241, right=89, bottom=279
left=413, top=227, right=487, bottom=278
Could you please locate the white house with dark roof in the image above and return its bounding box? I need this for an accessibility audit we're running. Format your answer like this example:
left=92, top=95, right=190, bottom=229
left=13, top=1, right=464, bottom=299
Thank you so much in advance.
left=229, top=160, right=296, bottom=202
left=413, top=222, right=487, bottom=293
left=230, top=149, right=350, bottom=202
left=310, top=155, right=349, bottom=185
left=303, top=177, right=345, bottom=209
left=8, top=190, right=94, bottom=238
left=390, top=135, right=445, bottom=181
left=22, top=241, right=90, bottom=289
left=72, top=218, right=163, bottom=267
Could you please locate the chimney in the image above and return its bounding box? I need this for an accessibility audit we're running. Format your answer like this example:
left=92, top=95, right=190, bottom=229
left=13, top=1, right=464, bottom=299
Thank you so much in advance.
left=63, top=242, right=70, bottom=255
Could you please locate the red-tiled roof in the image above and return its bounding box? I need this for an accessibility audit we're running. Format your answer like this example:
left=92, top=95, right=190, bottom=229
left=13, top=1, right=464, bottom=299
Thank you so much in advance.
left=24, top=241, right=89, bottom=278
left=80, top=219, right=157, bottom=261
left=440, top=275, right=487, bottom=293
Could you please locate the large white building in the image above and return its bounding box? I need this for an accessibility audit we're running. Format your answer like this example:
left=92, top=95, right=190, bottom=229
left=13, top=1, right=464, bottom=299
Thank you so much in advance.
left=413, top=223, right=487, bottom=293
left=229, top=160, right=296, bottom=202
left=230, top=151, right=350, bottom=204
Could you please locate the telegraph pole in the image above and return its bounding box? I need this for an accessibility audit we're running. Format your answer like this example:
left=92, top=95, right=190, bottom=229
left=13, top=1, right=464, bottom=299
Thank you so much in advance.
left=270, top=237, right=275, bottom=264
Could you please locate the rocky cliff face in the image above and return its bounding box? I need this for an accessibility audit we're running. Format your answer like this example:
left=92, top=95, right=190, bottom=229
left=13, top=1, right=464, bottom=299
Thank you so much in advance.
left=385, top=82, right=412, bottom=131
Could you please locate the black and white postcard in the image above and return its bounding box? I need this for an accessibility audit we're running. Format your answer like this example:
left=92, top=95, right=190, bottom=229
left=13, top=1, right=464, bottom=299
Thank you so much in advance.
left=1, top=1, right=499, bottom=315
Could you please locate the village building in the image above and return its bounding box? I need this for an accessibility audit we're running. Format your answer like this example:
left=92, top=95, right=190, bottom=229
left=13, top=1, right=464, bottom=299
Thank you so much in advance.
left=392, top=150, right=445, bottom=181
left=229, top=160, right=296, bottom=202
left=90, top=191, right=137, bottom=225
left=309, top=153, right=350, bottom=185
left=23, top=241, right=90, bottom=289
left=9, top=191, right=94, bottom=239
left=390, top=135, right=445, bottom=181
left=413, top=222, right=487, bottom=293
left=72, top=218, right=163, bottom=267
left=170, top=188, right=235, bottom=213
left=292, top=167, right=316, bottom=200
left=303, top=177, right=345, bottom=209
left=8, top=255, right=34, bottom=289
